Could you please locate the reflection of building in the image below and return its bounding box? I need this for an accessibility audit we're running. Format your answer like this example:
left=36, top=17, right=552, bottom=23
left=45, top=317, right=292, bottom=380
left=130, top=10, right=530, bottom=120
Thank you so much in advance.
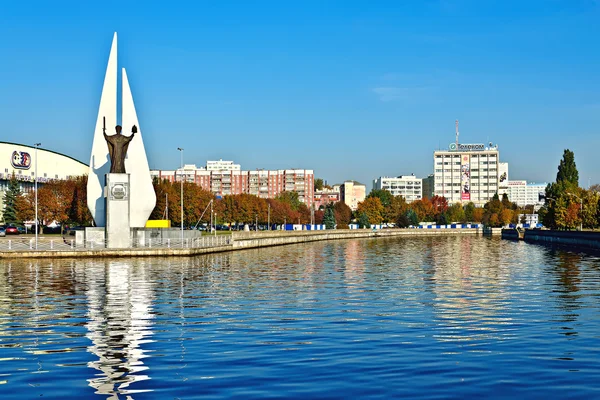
left=0, top=142, right=88, bottom=220
left=339, top=181, right=366, bottom=211
left=500, top=180, right=547, bottom=208
left=151, top=160, right=314, bottom=207
left=372, top=175, right=422, bottom=202
left=433, top=143, right=501, bottom=206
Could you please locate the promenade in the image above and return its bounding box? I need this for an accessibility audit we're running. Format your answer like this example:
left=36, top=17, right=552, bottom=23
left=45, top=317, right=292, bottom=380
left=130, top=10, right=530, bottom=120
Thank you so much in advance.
left=0, top=228, right=481, bottom=259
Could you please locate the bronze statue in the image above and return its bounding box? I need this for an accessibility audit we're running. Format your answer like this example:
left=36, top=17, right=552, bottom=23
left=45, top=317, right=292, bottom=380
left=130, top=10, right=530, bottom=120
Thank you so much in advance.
left=103, top=117, right=136, bottom=174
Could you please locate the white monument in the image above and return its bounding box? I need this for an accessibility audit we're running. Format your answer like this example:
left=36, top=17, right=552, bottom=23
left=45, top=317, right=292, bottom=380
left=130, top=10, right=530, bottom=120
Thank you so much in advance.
left=87, top=33, right=156, bottom=247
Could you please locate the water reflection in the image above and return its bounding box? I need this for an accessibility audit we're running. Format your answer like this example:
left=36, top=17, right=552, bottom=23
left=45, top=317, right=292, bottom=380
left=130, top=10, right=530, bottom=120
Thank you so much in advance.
left=1, top=238, right=600, bottom=399
left=85, top=260, right=154, bottom=398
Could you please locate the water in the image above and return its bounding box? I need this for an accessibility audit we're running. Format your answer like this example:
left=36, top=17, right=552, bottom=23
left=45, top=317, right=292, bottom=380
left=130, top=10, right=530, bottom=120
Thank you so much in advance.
left=1, top=236, right=600, bottom=399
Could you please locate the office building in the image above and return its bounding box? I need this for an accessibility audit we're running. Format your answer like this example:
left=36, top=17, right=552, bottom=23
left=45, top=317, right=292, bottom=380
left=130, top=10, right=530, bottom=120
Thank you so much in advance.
left=372, top=175, right=422, bottom=202
left=433, top=142, right=501, bottom=206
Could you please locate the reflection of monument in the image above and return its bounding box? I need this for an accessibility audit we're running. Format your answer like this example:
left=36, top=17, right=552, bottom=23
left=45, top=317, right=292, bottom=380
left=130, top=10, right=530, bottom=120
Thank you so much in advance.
left=87, top=33, right=156, bottom=231
left=86, top=260, right=154, bottom=397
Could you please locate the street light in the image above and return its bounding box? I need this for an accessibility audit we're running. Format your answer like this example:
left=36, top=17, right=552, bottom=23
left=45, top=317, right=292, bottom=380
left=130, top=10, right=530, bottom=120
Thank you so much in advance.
left=34, top=143, right=41, bottom=250
left=177, top=148, right=184, bottom=245
left=567, top=192, right=583, bottom=231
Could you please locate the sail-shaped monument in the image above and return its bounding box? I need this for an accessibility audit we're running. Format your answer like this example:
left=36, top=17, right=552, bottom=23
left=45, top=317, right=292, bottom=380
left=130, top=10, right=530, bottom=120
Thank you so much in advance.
left=87, top=33, right=156, bottom=229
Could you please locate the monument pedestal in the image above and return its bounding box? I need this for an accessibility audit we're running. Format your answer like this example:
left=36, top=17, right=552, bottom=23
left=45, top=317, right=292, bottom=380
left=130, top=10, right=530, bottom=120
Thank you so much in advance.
left=105, top=173, right=130, bottom=248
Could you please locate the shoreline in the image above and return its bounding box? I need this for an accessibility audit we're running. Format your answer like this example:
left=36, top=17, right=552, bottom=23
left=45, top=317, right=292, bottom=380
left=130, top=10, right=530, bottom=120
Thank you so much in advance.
left=0, top=228, right=481, bottom=259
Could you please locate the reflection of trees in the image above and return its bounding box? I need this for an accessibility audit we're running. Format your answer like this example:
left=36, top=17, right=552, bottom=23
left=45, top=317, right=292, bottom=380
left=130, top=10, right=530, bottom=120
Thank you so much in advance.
left=546, top=249, right=583, bottom=323
left=85, top=260, right=154, bottom=398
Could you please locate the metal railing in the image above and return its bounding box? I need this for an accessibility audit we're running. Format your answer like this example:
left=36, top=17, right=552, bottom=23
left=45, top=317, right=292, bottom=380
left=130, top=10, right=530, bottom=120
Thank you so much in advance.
left=0, top=234, right=233, bottom=252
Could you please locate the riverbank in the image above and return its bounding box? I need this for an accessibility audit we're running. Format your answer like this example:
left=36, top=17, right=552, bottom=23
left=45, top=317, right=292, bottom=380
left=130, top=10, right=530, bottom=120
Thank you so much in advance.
left=522, top=229, right=600, bottom=252
left=0, top=228, right=481, bottom=259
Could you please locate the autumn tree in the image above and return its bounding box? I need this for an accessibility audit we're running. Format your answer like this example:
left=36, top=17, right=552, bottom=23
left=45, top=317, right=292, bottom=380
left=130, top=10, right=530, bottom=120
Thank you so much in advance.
left=356, top=197, right=384, bottom=225
left=334, top=201, right=352, bottom=229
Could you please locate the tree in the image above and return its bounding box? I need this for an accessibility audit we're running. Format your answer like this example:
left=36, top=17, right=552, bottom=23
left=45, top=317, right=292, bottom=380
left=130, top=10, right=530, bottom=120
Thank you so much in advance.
left=2, top=175, right=21, bottom=224
left=356, top=197, right=384, bottom=225
left=556, top=149, right=579, bottom=185
left=406, top=209, right=419, bottom=226
left=501, top=193, right=512, bottom=209
left=358, top=212, right=371, bottom=229
left=447, top=203, right=466, bottom=223
left=500, top=209, right=513, bottom=226
left=276, top=191, right=303, bottom=211
left=323, top=204, right=336, bottom=229
left=367, top=189, right=393, bottom=208
left=384, top=195, right=408, bottom=224
left=333, top=201, right=352, bottom=229
left=472, top=208, right=484, bottom=223
left=464, top=202, right=475, bottom=222
left=314, top=178, right=324, bottom=191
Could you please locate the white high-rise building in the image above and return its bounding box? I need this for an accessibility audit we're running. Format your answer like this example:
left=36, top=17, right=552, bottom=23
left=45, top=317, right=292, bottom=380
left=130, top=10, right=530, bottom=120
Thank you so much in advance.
left=433, top=142, right=500, bottom=206
left=373, top=175, right=423, bottom=202
left=500, top=180, right=547, bottom=208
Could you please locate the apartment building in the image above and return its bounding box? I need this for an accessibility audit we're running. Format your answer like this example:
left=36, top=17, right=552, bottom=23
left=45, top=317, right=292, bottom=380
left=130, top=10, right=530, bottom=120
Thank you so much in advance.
left=340, top=181, right=366, bottom=211
left=372, top=175, right=422, bottom=202
left=151, top=160, right=314, bottom=207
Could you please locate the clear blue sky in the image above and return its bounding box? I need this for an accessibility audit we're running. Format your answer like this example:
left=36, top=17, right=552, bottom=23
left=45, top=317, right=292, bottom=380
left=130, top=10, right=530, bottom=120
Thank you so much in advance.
left=0, top=0, right=598, bottom=190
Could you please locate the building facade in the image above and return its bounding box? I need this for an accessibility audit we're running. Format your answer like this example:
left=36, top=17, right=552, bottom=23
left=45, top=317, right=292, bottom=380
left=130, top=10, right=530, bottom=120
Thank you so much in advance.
left=314, top=189, right=341, bottom=210
left=422, top=174, right=434, bottom=199
left=433, top=143, right=500, bottom=206
left=372, top=175, right=423, bottom=202
left=0, top=142, right=88, bottom=220
left=151, top=160, right=314, bottom=207
left=340, top=181, right=366, bottom=211
left=500, top=180, right=547, bottom=208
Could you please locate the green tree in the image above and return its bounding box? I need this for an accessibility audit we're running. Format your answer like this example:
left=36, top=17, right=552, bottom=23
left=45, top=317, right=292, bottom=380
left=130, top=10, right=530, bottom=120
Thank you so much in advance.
left=314, top=178, right=324, bottom=191
left=358, top=212, right=371, bottom=229
left=406, top=209, right=419, bottom=226
left=2, top=175, right=21, bottom=224
left=464, top=202, right=475, bottom=222
left=323, top=204, right=336, bottom=229
left=276, top=191, right=303, bottom=211
left=556, top=149, right=579, bottom=185
left=367, top=189, right=393, bottom=208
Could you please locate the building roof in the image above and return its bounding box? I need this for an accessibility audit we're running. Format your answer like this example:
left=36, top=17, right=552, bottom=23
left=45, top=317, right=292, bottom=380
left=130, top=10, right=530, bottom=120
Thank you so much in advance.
left=0, top=141, right=87, bottom=167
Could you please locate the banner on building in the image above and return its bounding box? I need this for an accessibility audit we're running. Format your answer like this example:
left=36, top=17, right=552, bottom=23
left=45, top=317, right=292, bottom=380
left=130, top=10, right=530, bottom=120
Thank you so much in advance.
left=461, top=154, right=470, bottom=201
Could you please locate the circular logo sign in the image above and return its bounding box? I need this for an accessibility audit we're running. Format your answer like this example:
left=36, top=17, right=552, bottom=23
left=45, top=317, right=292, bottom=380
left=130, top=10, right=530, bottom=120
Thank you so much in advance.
left=449, top=143, right=457, bottom=151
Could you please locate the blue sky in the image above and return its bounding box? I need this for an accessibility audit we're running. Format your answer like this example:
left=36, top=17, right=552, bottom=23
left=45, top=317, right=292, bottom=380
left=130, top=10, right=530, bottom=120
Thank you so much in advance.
left=0, top=0, right=598, bottom=189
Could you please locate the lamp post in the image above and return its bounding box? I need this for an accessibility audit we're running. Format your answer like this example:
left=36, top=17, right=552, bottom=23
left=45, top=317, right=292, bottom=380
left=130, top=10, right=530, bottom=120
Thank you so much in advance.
left=268, top=203, right=270, bottom=231
left=567, top=192, right=583, bottom=231
left=34, top=143, right=41, bottom=250
left=177, top=148, right=184, bottom=244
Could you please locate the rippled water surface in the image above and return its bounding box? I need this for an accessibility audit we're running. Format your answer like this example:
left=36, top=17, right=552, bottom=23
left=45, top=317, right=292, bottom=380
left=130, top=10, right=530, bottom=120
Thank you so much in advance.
left=1, top=236, right=600, bottom=399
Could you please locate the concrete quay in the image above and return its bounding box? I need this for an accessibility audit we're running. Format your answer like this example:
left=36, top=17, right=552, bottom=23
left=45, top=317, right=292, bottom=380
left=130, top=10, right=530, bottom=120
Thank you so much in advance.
left=0, top=228, right=481, bottom=259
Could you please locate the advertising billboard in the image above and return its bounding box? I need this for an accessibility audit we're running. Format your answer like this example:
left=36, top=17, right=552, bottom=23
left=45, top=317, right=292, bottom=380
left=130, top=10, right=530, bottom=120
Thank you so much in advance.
left=498, top=162, right=509, bottom=189
left=461, top=154, right=470, bottom=201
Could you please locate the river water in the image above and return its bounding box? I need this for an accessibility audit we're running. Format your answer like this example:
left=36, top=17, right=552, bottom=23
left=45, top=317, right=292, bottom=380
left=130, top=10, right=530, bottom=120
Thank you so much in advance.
left=1, top=236, right=599, bottom=399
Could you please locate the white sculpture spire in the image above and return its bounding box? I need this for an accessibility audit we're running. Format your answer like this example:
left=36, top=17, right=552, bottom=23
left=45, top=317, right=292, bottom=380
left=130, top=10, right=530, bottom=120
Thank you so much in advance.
left=87, top=33, right=117, bottom=227
left=87, top=33, right=156, bottom=227
left=122, top=68, right=156, bottom=227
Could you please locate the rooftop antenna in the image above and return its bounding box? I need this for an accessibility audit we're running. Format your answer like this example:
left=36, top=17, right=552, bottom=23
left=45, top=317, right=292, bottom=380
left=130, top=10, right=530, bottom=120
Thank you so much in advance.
left=455, top=120, right=459, bottom=147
